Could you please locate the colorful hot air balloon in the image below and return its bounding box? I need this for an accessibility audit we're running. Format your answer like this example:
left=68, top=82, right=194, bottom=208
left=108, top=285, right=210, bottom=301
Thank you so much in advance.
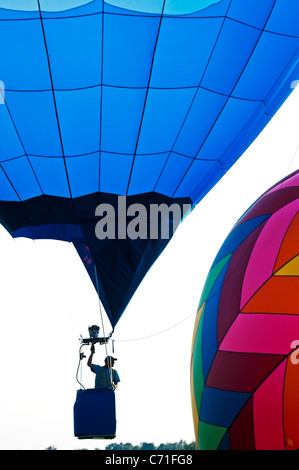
left=191, top=170, right=299, bottom=450
left=0, top=0, right=298, bottom=328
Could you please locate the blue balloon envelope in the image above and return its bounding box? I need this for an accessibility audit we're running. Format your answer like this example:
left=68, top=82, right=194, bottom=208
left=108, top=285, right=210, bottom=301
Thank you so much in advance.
left=0, top=0, right=298, bottom=327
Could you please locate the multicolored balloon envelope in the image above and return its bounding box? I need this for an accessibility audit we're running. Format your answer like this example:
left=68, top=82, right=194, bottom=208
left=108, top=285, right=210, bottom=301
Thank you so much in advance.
left=191, top=170, right=299, bottom=450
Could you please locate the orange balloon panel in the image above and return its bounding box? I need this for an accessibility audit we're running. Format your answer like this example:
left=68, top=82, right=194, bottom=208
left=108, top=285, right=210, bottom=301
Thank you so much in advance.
left=242, top=277, right=299, bottom=315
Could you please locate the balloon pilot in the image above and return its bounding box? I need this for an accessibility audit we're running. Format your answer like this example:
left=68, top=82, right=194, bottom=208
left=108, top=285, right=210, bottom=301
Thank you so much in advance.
left=87, top=345, right=120, bottom=390
left=76, top=325, right=119, bottom=390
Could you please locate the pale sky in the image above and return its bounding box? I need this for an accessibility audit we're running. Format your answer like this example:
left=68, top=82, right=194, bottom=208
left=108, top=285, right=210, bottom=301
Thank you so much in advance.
left=0, top=86, right=297, bottom=450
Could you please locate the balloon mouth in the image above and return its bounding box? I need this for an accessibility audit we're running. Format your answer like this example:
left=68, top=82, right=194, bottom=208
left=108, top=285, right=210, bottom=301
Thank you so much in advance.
left=0, top=0, right=223, bottom=14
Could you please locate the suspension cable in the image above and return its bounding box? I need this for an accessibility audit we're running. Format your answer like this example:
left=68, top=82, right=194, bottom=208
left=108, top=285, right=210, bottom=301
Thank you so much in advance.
left=94, top=264, right=114, bottom=385
left=76, top=343, right=86, bottom=389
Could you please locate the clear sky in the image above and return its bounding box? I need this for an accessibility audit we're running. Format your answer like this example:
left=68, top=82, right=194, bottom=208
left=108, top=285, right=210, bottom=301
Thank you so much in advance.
left=0, top=86, right=297, bottom=450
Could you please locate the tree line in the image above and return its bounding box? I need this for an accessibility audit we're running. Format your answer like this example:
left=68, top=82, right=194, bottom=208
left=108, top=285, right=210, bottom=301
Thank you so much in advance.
left=45, top=440, right=196, bottom=450
left=105, top=440, right=196, bottom=450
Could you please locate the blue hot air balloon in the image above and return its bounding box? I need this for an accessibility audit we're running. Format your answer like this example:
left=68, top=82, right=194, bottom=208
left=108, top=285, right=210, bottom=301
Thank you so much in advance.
left=0, top=0, right=298, bottom=331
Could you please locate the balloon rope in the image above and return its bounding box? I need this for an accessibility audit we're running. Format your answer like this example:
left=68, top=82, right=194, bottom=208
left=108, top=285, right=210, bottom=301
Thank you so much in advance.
left=287, top=140, right=299, bottom=173
left=94, top=265, right=113, bottom=385
left=115, top=311, right=195, bottom=342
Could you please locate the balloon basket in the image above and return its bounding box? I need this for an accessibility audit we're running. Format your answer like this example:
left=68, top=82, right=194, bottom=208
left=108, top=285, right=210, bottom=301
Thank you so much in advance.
left=74, top=388, right=116, bottom=439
